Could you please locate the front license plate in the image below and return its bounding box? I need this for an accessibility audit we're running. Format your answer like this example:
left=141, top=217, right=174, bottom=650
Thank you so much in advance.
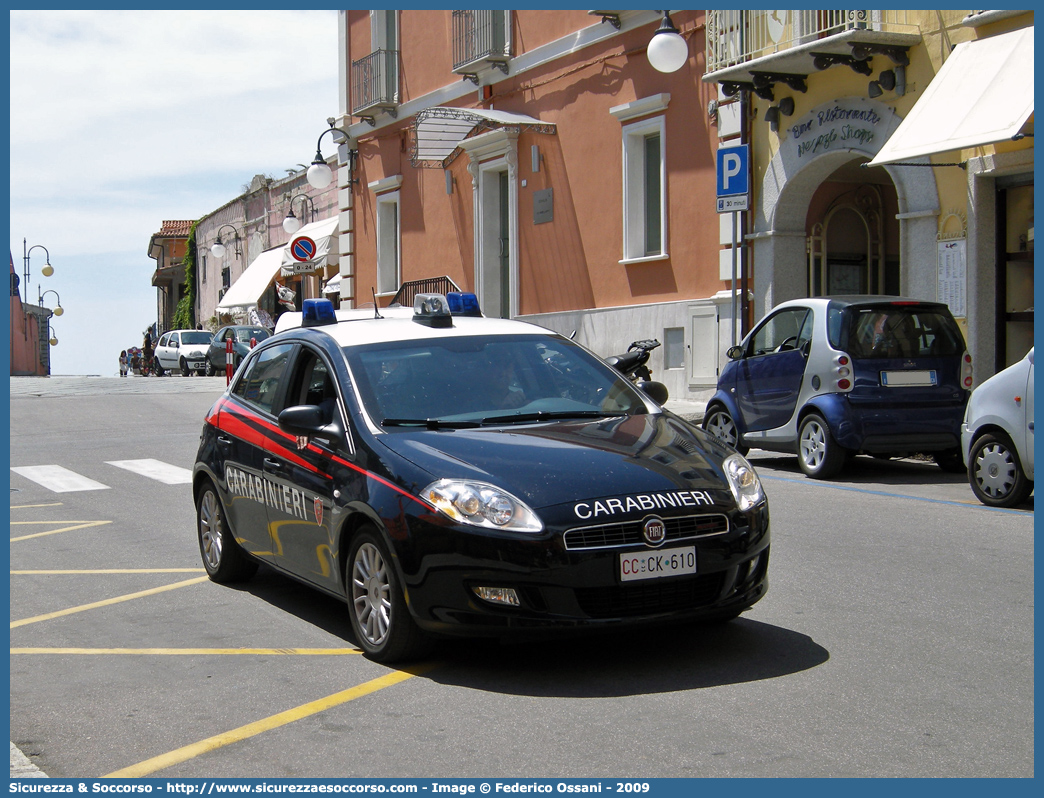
left=619, top=546, right=696, bottom=582
left=881, top=370, right=937, bottom=387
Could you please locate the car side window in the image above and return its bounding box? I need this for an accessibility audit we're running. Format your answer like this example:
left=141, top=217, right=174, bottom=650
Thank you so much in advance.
left=170, top=333, right=179, bottom=347
left=749, top=308, right=810, bottom=356
left=231, top=343, right=294, bottom=416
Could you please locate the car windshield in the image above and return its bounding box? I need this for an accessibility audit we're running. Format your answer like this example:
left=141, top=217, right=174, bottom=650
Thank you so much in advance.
left=181, top=332, right=212, bottom=345
left=235, top=328, right=270, bottom=343
left=833, top=304, right=966, bottom=359
left=344, top=334, right=651, bottom=427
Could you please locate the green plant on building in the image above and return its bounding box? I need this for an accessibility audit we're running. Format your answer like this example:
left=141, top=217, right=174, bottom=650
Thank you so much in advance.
left=172, top=222, right=198, bottom=330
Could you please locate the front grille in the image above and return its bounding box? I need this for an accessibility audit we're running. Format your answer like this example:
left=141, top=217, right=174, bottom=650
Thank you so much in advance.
left=575, top=573, right=726, bottom=619
left=563, top=514, right=729, bottom=551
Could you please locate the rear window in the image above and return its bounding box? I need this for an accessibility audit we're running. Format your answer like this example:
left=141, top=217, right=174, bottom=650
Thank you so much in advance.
left=831, top=304, right=966, bottom=359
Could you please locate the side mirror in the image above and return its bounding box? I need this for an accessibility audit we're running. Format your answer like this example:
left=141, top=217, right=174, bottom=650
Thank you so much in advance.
left=636, top=380, right=669, bottom=405
left=727, top=345, right=744, bottom=360
left=278, top=405, right=342, bottom=446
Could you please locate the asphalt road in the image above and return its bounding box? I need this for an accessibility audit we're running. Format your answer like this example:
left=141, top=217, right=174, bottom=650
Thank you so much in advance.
left=8, top=376, right=1034, bottom=779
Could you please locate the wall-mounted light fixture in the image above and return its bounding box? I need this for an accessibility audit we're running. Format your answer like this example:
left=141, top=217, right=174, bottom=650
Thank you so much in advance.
left=764, top=97, right=795, bottom=132
left=647, top=11, right=688, bottom=73
left=47, top=322, right=58, bottom=347
left=307, top=120, right=352, bottom=190
left=868, top=66, right=905, bottom=98
left=210, top=224, right=242, bottom=259
left=22, top=239, right=53, bottom=307
left=282, top=194, right=317, bottom=234
left=39, top=289, right=63, bottom=317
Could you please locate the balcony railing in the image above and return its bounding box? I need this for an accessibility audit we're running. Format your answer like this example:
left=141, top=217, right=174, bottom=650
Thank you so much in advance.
left=452, top=10, right=511, bottom=74
left=352, top=49, right=399, bottom=118
left=706, top=9, right=916, bottom=73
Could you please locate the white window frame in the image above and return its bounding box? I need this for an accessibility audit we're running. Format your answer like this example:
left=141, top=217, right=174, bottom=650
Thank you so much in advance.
left=368, top=175, right=403, bottom=297
left=610, top=94, right=670, bottom=265
left=460, top=129, right=519, bottom=319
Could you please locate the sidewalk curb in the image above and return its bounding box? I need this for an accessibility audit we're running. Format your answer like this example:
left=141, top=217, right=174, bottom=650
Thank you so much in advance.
left=10, top=742, right=48, bottom=778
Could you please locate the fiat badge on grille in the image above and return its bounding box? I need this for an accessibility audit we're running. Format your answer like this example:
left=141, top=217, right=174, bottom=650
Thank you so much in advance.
left=642, top=517, right=666, bottom=547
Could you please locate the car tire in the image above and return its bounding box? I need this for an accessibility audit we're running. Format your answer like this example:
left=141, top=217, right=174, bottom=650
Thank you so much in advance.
left=153, top=359, right=164, bottom=377
left=196, top=480, right=257, bottom=583
left=346, top=526, right=432, bottom=663
left=180, top=357, right=191, bottom=377
left=703, top=406, right=749, bottom=455
left=968, top=432, right=1033, bottom=508
left=933, top=448, right=965, bottom=473
left=797, top=413, right=847, bottom=479
left=205, top=358, right=215, bottom=377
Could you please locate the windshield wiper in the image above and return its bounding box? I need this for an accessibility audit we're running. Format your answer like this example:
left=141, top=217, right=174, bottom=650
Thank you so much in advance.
left=480, top=410, right=628, bottom=426
left=381, top=418, right=481, bottom=430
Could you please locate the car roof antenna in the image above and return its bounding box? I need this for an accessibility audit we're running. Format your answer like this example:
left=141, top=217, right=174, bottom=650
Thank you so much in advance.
left=371, top=288, right=384, bottom=319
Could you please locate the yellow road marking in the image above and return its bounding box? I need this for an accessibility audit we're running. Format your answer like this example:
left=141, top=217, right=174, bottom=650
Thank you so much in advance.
left=10, top=520, right=111, bottom=542
left=105, top=665, right=435, bottom=778
left=10, top=576, right=209, bottom=628
left=12, top=569, right=207, bottom=575
left=12, top=647, right=361, bottom=655
left=10, top=503, right=63, bottom=509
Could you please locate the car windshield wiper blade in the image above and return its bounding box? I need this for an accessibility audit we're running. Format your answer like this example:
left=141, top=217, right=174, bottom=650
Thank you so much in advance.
left=480, top=410, right=628, bottom=425
left=381, top=418, right=481, bottom=429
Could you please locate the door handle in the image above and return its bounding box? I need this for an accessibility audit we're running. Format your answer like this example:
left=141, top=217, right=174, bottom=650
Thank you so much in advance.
left=216, top=435, right=233, bottom=446
left=264, top=457, right=284, bottom=471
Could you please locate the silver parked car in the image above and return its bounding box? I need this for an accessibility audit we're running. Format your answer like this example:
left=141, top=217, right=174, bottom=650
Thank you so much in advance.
left=961, top=348, right=1034, bottom=507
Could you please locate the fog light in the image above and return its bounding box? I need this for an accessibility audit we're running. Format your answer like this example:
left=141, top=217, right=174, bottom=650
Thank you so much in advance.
left=473, top=586, right=520, bottom=606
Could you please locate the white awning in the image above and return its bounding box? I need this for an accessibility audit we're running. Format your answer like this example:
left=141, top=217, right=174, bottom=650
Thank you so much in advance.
left=322, top=272, right=341, bottom=294
left=413, top=107, right=556, bottom=166
left=869, top=28, right=1033, bottom=166
left=216, top=247, right=284, bottom=310
left=281, top=215, right=339, bottom=275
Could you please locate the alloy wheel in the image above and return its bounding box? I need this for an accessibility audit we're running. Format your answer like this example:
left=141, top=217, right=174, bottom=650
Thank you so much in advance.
left=351, top=542, right=392, bottom=647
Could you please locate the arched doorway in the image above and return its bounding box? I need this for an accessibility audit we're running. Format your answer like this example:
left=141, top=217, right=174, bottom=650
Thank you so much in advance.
left=806, top=168, right=900, bottom=297
left=751, top=98, right=941, bottom=320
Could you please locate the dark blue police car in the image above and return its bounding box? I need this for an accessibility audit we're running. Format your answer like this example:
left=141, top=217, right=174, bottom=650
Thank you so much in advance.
left=193, top=293, right=770, bottom=662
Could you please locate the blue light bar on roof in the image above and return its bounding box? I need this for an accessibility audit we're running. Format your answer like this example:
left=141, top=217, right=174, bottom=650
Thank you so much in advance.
left=446, top=292, right=482, bottom=316
left=302, top=298, right=337, bottom=327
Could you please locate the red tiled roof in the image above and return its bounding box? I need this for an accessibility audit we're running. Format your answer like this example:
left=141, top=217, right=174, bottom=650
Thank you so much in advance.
left=157, top=220, right=194, bottom=236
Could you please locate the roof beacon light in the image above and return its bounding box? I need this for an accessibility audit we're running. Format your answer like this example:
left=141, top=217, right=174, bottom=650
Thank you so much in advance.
left=302, top=298, right=337, bottom=327
left=446, top=291, right=482, bottom=317
left=413, top=293, right=453, bottom=328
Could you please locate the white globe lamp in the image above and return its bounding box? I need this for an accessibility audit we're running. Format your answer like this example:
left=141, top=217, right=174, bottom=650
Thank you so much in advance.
left=648, top=14, right=688, bottom=74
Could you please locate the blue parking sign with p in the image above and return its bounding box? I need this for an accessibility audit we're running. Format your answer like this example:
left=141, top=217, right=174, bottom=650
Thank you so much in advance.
left=717, top=145, right=748, bottom=197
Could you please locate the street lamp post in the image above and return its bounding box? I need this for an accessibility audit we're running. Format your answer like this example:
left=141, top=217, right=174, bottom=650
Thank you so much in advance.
left=22, top=238, right=53, bottom=307
left=39, top=289, right=64, bottom=317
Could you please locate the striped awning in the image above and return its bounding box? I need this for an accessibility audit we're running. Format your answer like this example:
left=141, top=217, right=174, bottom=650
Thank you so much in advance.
left=412, top=107, right=556, bottom=167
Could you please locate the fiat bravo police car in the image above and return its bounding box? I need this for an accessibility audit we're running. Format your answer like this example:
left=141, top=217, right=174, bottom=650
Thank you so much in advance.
left=193, top=293, right=770, bottom=662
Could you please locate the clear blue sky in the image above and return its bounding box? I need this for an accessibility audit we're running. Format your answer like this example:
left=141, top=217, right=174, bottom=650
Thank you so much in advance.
left=9, top=10, right=339, bottom=375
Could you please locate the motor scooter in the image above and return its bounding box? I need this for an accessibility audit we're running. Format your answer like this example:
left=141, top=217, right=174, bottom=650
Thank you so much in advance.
left=604, top=339, right=668, bottom=404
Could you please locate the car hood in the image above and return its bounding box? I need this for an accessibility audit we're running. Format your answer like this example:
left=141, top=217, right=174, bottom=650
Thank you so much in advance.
left=376, top=413, right=734, bottom=511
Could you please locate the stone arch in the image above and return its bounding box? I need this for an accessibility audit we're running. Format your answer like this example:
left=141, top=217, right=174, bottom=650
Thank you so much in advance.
left=750, top=98, right=941, bottom=318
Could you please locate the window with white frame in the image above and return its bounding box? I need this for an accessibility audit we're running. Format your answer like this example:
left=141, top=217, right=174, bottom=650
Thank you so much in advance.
left=370, top=175, right=403, bottom=296
left=610, top=94, right=670, bottom=263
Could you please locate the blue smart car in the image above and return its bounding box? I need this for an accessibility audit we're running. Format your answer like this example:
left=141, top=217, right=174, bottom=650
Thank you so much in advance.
left=703, top=296, right=973, bottom=478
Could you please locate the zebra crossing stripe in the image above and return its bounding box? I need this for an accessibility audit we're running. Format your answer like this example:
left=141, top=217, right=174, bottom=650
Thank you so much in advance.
left=10, top=466, right=110, bottom=493
left=106, top=459, right=192, bottom=485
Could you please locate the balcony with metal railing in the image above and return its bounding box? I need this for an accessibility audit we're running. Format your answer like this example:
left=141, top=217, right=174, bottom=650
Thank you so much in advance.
left=452, top=10, right=511, bottom=79
left=704, top=9, right=921, bottom=94
left=352, top=49, right=400, bottom=123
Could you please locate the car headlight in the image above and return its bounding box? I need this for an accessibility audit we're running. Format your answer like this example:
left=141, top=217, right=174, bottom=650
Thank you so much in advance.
left=722, top=453, right=765, bottom=512
left=422, top=479, right=543, bottom=533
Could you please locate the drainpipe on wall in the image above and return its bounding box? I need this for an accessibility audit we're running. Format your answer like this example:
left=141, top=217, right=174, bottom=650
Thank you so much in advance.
left=739, top=91, right=750, bottom=339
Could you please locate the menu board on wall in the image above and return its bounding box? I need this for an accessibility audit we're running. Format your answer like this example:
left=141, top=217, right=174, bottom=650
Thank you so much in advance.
left=937, top=240, right=967, bottom=319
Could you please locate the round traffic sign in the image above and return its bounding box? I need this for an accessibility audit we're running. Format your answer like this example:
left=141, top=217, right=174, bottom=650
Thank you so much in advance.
left=289, top=236, right=317, bottom=262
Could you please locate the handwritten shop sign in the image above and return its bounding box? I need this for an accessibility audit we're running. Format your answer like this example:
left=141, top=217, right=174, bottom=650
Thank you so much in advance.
left=786, top=102, right=885, bottom=159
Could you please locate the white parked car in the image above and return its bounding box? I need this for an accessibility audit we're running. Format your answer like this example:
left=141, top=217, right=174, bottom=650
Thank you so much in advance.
left=154, top=330, right=214, bottom=376
left=961, top=348, right=1034, bottom=507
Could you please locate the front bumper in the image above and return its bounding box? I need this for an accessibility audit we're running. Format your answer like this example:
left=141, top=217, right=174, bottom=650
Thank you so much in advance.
left=396, top=502, right=770, bottom=636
